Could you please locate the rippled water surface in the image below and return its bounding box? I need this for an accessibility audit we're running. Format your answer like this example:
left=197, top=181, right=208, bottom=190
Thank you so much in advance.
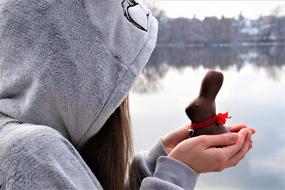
left=130, top=46, right=285, bottom=190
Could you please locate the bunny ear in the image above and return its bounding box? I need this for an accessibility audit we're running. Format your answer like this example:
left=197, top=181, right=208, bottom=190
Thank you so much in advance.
left=199, top=71, right=224, bottom=100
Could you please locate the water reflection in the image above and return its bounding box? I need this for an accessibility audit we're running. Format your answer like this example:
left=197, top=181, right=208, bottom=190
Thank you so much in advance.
left=133, top=46, right=285, bottom=94
left=130, top=45, right=285, bottom=190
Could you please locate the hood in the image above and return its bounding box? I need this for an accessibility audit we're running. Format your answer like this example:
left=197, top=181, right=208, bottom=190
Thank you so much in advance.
left=0, top=0, right=158, bottom=149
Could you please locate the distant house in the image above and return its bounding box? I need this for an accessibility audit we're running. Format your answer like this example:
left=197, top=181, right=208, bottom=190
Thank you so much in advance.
left=234, top=14, right=259, bottom=36
left=257, top=16, right=277, bottom=40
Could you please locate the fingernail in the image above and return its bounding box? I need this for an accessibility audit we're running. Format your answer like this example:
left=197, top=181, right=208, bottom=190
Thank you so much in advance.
left=229, top=133, right=238, bottom=142
left=249, top=143, right=253, bottom=149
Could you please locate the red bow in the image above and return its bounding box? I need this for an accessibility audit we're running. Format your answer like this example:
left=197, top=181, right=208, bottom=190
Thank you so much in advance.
left=216, top=112, right=231, bottom=125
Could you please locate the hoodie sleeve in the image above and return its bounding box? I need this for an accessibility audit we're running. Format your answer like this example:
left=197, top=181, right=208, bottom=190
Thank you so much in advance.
left=127, top=139, right=199, bottom=190
left=0, top=122, right=103, bottom=190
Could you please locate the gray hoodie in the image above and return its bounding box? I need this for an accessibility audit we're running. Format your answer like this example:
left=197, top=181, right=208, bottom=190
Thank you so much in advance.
left=0, top=0, right=198, bottom=189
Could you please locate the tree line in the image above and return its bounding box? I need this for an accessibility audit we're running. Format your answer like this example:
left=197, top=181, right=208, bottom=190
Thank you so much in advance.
left=152, top=9, right=285, bottom=46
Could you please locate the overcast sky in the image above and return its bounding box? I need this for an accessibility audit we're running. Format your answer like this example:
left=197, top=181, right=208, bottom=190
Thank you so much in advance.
left=156, top=0, right=285, bottom=19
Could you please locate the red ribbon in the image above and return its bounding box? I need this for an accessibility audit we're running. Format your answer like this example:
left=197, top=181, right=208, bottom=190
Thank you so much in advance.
left=191, top=112, right=231, bottom=130
left=216, top=112, right=230, bottom=125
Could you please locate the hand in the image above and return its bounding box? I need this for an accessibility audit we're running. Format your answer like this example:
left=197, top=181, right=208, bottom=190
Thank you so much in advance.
left=162, top=124, right=255, bottom=154
left=168, top=128, right=254, bottom=173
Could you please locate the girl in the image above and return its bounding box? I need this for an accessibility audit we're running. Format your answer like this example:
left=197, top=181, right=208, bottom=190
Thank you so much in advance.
left=0, top=0, right=255, bottom=189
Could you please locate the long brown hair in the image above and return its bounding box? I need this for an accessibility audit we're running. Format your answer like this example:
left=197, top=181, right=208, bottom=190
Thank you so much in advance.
left=80, top=97, right=133, bottom=190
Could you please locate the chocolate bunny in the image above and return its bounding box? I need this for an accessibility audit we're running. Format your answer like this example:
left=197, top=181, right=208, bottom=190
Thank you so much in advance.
left=185, top=70, right=230, bottom=137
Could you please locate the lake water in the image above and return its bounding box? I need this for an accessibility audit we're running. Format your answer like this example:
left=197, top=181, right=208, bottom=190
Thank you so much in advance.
left=130, top=46, right=285, bottom=190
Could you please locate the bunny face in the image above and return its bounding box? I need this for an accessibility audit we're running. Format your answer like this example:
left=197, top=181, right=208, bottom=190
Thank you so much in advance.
left=186, top=98, right=216, bottom=123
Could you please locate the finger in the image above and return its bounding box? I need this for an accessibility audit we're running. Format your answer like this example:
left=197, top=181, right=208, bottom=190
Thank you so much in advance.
left=172, top=125, right=192, bottom=141
left=248, top=142, right=253, bottom=150
left=172, top=125, right=190, bottom=139
left=246, top=128, right=255, bottom=144
left=162, top=125, right=191, bottom=153
left=163, top=125, right=190, bottom=142
left=182, top=124, right=193, bottom=139
left=246, top=131, right=253, bottom=153
left=215, top=128, right=248, bottom=159
left=228, top=125, right=256, bottom=136
left=227, top=131, right=253, bottom=167
left=227, top=124, right=256, bottom=135
left=248, top=127, right=256, bottom=134
left=227, top=124, right=247, bottom=132
left=202, top=132, right=239, bottom=148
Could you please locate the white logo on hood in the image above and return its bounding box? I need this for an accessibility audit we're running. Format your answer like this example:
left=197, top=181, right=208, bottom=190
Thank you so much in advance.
left=121, top=0, right=150, bottom=32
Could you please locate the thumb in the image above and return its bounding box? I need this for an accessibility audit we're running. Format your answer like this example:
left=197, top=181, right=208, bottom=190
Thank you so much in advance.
left=203, top=132, right=239, bottom=148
